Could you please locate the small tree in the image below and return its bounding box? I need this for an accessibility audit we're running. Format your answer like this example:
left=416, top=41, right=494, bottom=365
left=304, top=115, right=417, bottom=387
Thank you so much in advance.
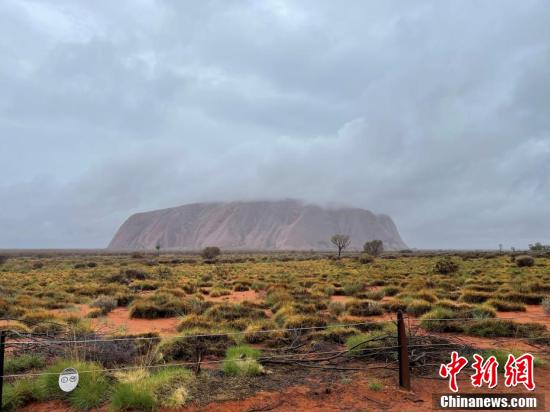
left=201, top=246, right=221, bottom=261
left=363, top=240, right=384, bottom=256
left=155, top=243, right=161, bottom=257
left=330, top=234, right=351, bottom=258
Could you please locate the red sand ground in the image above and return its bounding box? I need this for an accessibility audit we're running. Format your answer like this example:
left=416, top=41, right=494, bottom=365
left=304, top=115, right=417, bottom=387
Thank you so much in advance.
left=18, top=301, right=550, bottom=410
left=24, top=367, right=550, bottom=411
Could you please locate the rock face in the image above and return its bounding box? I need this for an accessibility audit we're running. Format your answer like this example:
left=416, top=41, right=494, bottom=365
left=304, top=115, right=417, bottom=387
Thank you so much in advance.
left=108, top=200, right=407, bottom=251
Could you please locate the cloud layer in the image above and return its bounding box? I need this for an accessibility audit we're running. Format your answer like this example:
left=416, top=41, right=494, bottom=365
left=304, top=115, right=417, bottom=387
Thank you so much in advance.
left=1, top=0, right=549, bottom=249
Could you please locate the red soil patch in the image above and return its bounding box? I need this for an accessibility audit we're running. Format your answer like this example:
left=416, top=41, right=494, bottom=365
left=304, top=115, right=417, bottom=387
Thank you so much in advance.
left=330, top=295, right=352, bottom=303
left=91, top=307, right=179, bottom=336
left=182, top=366, right=550, bottom=412
left=205, top=289, right=261, bottom=303
left=20, top=400, right=75, bottom=412
left=496, top=305, right=550, bottom=327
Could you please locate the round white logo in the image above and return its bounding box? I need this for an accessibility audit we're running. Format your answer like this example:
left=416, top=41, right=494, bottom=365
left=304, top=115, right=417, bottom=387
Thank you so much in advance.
left=58, top=368, right=79, bottom=392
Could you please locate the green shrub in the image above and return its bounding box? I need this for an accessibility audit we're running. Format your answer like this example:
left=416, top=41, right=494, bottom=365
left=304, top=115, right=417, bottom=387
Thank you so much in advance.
left=223, top=345, right=263, bottom=376
left=363, top=240, right=384, bottom=256
left=201, top=246, right=221, bottom=261
left=359, top=254, right=374, bottom=264
left=516, top=255, right=534, bottom=267
left=434, top=258, right=459, bottom=274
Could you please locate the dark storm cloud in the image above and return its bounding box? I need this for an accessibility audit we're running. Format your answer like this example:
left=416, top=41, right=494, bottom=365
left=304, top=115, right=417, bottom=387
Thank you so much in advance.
left=1, top=0, right=549, bottom=249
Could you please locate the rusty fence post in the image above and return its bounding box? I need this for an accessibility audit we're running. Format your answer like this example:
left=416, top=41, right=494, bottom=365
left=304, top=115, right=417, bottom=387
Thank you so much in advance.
left=397, top=310, right=411, bottom=390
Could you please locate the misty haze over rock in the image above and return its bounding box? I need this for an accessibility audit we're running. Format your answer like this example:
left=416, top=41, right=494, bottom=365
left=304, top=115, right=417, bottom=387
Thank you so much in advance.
left=108, top=200, right=407, bottom=251
left=1, top=1, right=549, bottom=249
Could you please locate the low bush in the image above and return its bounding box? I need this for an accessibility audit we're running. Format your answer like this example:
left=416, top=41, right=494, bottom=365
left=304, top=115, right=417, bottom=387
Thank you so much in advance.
left=90, top=295, right=117, bottom=315
left=543, top=297, right=550, bottom=315
left=358, top=254, right=374, bottom=264
left=201, top=246, right=221, bottom=261
left=346, top=299, right=384, bottom=316
left=434, top=258, right=459, bottom=274
left=516, top=255, right=535, bottom=267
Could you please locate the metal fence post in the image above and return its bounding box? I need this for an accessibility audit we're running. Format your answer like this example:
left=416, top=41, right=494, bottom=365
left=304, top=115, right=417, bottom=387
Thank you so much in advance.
left=397, top=310, right=411, bottom=390
left=0, top=330, right=6, bottom=412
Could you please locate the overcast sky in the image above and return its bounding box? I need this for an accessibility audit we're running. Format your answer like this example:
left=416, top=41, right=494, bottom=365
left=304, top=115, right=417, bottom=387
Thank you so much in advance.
left=1, top=0, right=549, bottom=250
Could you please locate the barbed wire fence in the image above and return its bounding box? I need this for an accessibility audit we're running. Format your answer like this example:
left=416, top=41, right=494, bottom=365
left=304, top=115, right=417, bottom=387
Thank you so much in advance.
left=0, top=312, right=549, bottom=408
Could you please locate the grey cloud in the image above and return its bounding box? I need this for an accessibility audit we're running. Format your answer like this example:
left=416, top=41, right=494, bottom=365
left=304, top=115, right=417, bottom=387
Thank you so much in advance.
left=1, top=0, right=549, bottom=249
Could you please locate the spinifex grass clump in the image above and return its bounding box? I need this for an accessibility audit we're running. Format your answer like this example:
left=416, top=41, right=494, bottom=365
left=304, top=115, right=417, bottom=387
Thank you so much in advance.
left=89, top=295, right=117, bottom=315
left=345, top=299, right=384, bottom=316
left=464, top=319, right=547, bottom=338
left=486, top=299, right=526, bottom=312
left=345, top=323, right=396, bottom=355
left=111, top=367, right=193, bottom=410
left=2, top=360, right=109, bottom=411
left=4, top=353, right=44, bottom=374
left=223, top=345, right=264, bottom=376
left=158, top=328, right=238, bottom=361
left=130, top=294, right=206, bottom=319
left=405, top=299, right=432, bottom=316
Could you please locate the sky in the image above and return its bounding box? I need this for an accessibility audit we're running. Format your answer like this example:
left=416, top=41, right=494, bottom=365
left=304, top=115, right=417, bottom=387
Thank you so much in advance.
left=1, top=0, right=549, bottom=250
